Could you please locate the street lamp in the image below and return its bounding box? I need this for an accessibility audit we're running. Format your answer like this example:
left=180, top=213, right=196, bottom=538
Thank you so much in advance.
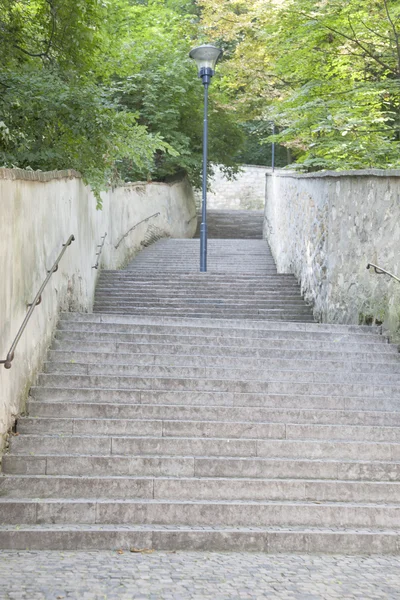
left=189, top=44, right=223, bottom=272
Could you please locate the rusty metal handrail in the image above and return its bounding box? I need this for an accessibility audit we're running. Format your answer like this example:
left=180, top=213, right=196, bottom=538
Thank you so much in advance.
left=115, top=213, right=160, bottom=249
left=1, top=235, right=75, bottom=369
left=92, top=232, right=107, bottom=270
left=367, top=263, right=400, bottom=284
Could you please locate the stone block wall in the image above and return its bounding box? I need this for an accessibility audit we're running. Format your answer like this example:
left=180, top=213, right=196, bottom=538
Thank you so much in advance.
left=0, top=170, right=197, bottom=453
left=195, top=165, right=270, bottom=210
left=264, top=169, right=400, bottom=340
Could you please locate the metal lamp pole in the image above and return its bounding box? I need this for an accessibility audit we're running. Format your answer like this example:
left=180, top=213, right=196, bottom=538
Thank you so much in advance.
left=271, top=122, right=276, bottom=173
left=200, top=69, right=210, bottom=272
left=189, top=45, right=223, bottom=272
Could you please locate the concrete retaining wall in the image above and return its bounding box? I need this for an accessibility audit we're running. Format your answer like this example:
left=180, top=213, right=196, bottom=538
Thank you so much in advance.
left=195, top=165, right=269, bottom=211
left=264, top=169, right=400, bottom=339
left=0, top=169, right=196, bottom=452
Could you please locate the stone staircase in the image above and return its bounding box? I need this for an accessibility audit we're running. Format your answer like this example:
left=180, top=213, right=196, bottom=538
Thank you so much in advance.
left=93, top=239, right=314, bottom=321
left=195, top=209, right=264, bottom=239
left=1, top=210, right=400, bottom=553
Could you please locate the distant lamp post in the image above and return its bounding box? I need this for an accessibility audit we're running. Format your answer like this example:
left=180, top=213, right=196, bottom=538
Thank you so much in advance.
left=189, top=44, right=223, bottom=272
left=271, top=122, right=276, bottom=172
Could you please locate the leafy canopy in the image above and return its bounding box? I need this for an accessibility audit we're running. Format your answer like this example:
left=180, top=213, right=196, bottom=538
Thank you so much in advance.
left=199, top=0, right=400, bottom=170
left=0, top=0, right=243, bottom=202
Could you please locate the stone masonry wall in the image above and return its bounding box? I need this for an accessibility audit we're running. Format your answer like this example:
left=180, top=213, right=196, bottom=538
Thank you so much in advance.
left=195, top=165, right=269, bottom=210
left=0, top=170, right=197, bottom=454
left=264, top=169, right=400, bottom=340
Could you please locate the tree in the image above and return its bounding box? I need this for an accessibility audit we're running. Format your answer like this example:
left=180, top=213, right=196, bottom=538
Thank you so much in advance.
left=104, top=0, right=244, bottom=185
left=0, top=0, right=245, bottom=200
left=199, top=0, right=400, bottom=170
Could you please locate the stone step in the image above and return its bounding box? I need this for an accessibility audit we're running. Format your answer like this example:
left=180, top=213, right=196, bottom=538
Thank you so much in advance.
left=56, top=323, right=387, bottom=343
left=98, top=275, right=292, bottom=280
left=126, top=251, right=272, bottom=255
left=3, top=475, right=400, bottom=503
left=91, top=310, right=315, bottom=322
left=8, top=434, right=400, bottom=461
left=126, top=262, right=275, bottom=265
left=35, top=373, right=400, bottom=397
left=127, top=243, right=269, bottom=249
left=92, top=306, right=314, bottom=318
left=0, top=523, right=397, bottom=553
left=96, top=282, right=302, bottom=290
left=98, top=270, right=293, bottom=276
left=28, top=398, right=400, bottom=422
left=124, top=264, right=276, bottom=269
left=127, top=250, right=273, bottom=253
left=95, top=295, right=306, bottom=304
left=96, top=282, right=301, bottom=290
left=95, top=287, right=303, bottom=295
left=53, top=339, right=396, bottom=358
left=16, top=417, right=400, bottom=443
left=5, top=453, right=400, bottom=481
left=123, top=269, right=278, bottom=273
left=95, top=286, right=301, bottom=294
left=94, top=293, right=306, bottom=303
left=1, top=498, right=400, bottom=530
left=43, top=358, right=400, bottom=378
left=30, top=386, right=400, bottom=417
left=125, top=251, right=273, bottom=255
left=94, top=284, right=302, bottom=291
left=123, top=269, right=279, bottom=274
left=59, top=313, right=383, bottom=335
left=56, top=322, right=388, bottom=344
left=93, top=300, right=310, bottom=310
left=123, top=261, right=277, bottom=265
left=141, top=252, right=268, bottom=256
left=93, top=300, right=310, bottom=308
left=47, top=350, right=400, bottom=369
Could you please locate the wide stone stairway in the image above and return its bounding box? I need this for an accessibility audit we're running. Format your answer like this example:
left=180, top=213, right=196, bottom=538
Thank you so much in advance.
left=1, top=210, right=400, bottom=553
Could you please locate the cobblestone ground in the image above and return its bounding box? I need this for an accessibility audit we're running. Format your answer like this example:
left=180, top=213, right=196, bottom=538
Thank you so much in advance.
left=1, top=551, right=400, bottom=599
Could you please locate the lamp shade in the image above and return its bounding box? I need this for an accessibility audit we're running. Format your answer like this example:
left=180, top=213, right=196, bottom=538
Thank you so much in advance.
left=189, top=44, right=223, bottom=74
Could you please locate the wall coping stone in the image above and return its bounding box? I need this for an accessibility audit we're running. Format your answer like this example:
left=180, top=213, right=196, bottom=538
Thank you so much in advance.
left=266, top=168, right=400, bottom=179
left=240, top=164, right=271, bottom=170
left=122, top=178, right=187, bottom=189
left=0, top=168, right=190, bottom=187
left=0, top=168, right=82, bottom=182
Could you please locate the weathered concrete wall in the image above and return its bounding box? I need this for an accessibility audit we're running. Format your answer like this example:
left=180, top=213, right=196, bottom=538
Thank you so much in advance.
left=195, top=165, right=269, bottom=210
left=264, top=169, right=400, bottom=339
left=0, top=169, right=196, bottom=453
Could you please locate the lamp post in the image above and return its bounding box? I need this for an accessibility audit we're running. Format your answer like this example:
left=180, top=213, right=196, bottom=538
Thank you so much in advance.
left=189, top=44, right=223, bottom=272
left=271, top=122, right=276, bottom=172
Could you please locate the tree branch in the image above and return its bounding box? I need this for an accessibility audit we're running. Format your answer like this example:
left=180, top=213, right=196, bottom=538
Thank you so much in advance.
left=289, top=9, right=397, bottom=76
left=346, top=15, right=396, bottom=75
left=382, top=0, right=400, bottom=74
left=13, top=45, right=48, bottom=58
left=359, top=19, right=392, bottom=42
left=14, top=0, right=57, bottom=62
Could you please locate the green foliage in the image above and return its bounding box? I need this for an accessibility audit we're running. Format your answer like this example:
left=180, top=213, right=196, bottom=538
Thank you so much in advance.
left=107, top=0, right=243, bottom=186
left=235, top=122, right=288, bottom=168
left=200, top=0, right=400, bottom=171
left=0, top=0, right=107, bottom=72
left=0, top=67, right=168, bottom=203
left=0, top=0, right=244, bottom=200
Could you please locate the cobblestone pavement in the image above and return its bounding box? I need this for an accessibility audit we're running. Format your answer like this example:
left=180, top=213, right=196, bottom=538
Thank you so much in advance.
left=1, top=551, right=400, bottom=600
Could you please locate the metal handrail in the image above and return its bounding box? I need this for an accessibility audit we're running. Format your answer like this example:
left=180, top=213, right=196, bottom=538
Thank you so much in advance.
left=1, top=235, right=75, bottom=369
left=92, top=232, right=107, bottom=269
left=367, top=263, right=400, bottom=284
left=115, top=213, right=160, bottom=249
